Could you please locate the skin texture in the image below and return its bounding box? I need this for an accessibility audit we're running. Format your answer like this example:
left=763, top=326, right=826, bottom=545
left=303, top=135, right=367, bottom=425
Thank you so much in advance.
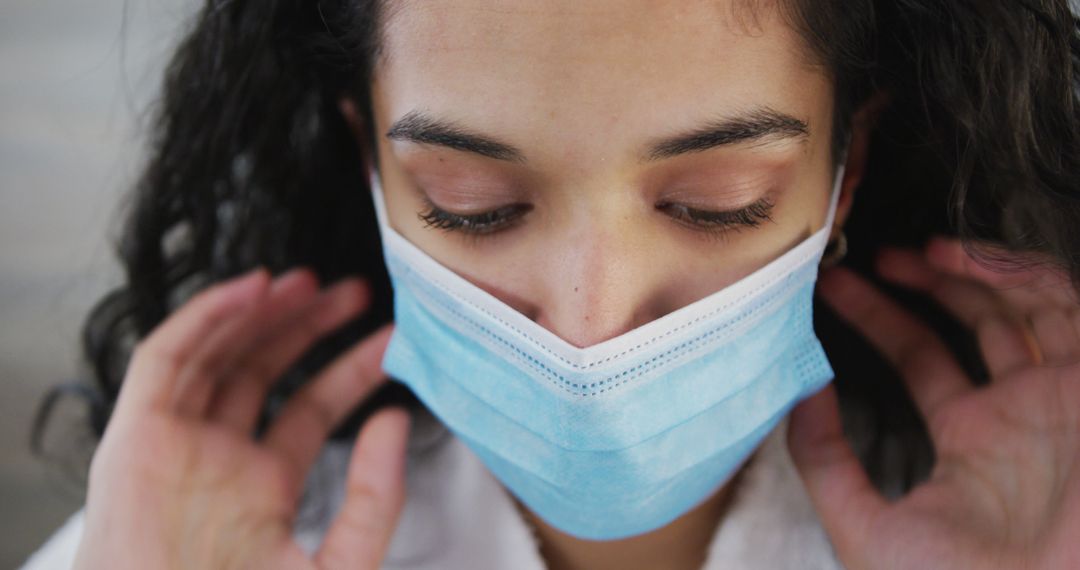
left=365, top=0, right=850, bottom=349
left=70, top=1, right=1080, bottom=569
left=790, top=241, right=1080, bottom=570
left=72, top=268, right=414, bottom=570
left=356, top=1, right=863, bottom=567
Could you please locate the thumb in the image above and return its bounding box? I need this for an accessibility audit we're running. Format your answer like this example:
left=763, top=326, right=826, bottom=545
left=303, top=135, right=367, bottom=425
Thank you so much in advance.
left=788, top=383, right=885, bottom=566
left=315, top=406, right=412, bottom=570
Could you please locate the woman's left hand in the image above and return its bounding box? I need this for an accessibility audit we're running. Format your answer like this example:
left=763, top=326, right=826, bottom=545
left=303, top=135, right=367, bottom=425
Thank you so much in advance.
left=789, top=237, right=1080, bottom=569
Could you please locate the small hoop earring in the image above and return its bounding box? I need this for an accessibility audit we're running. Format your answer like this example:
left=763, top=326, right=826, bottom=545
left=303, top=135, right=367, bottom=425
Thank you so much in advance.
left=820, top=230, right=848, bottom=268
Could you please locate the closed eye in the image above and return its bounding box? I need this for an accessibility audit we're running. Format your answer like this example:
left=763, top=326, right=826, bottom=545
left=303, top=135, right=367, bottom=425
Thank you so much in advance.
left=656, top=196, right=775, bottom=234
left=417, top=195, right=532, bottom=236
left=416, top=194, right=776, bottom=242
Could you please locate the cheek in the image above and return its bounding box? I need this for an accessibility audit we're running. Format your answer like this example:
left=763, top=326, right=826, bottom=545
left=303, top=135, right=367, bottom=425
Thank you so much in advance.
left=379, top=172, right=545, bottom=315
left=651, top=186, right=833, bottom=310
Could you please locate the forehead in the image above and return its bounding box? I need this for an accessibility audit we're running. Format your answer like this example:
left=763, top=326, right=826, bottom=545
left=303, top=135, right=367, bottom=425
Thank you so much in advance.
left=373, top=0, right=831, bottom=168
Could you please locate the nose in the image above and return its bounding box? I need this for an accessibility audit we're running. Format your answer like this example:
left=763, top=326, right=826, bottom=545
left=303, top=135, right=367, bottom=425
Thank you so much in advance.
left=529, top=211, right=667, bottom=348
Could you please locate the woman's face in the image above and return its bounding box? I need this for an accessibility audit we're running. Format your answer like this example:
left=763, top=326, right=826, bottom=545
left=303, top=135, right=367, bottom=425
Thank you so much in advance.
left=357, top=0, right=847, bottom=348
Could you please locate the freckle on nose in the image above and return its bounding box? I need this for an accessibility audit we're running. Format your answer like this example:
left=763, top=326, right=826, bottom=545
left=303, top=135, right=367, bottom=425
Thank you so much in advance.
left=574, top=287, right=578, bottom=292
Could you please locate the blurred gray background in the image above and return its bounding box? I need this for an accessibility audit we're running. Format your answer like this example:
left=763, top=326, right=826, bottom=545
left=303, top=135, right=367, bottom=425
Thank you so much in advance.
left=1, top=1, right=195, bottom=567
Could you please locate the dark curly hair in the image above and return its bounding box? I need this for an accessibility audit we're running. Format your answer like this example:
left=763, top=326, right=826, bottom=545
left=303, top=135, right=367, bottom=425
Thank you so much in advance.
left=31, top=0, right=1080, bottom=499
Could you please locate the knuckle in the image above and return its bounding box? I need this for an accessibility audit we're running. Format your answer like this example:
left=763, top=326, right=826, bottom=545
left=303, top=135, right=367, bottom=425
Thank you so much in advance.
left=895, top=337, right=936, bottom=373
left=266, top=452, right=304, bottom=501
left=299, top=310, right=332, bottom=340
left=346, top=354, right=376, bottom=387
left=201, top=346, right=239, bottom=378
left=292, top=392, right=336, bottom=435
left=243, top=356, right=283, bottom=387
left=346, top=478, right=382, bottom=506
left=134, top=338, right=183, bottom=375
left=975, top=314, right=1007, bottom=334
left=344, top=480, right=396, bottom=535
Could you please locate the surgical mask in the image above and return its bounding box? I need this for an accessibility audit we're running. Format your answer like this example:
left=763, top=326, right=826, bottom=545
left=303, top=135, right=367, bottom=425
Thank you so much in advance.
left=371, top=157, right=846, bottom=541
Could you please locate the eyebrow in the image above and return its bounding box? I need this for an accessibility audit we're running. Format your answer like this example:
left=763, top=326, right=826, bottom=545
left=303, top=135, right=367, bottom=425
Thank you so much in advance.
left=643, top=107, right=809, bottom=162
left=384, top=106, right=809, bottom=165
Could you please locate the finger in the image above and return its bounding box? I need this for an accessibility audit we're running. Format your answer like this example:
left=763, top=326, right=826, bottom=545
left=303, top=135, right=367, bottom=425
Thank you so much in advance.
left=876, top=247, right=1012, bottom=328
left=818, top=267, right=973, bottom=425
left=1029, top=309, right=1080, bottom=365
left=170, top=268, right=318, bottom=418
left=208, top=277, right=371, bottom=434
left=200, top=268, right=325, bottom=430
left=210, top=268, right=322, bottom=383
left=263, top=323, right=396, bottom=499
left=115, top=268, right=270, bottom=417
left=975, top=317, right=1037, bottom=378
left=315, top=407, right=411, bottom=570
left=925, top=237, right=1079, bottom=312
left=788, top=384, right=885, bottom=566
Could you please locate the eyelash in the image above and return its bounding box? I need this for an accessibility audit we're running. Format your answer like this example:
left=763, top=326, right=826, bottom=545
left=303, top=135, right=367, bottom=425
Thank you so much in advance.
left=417, top=194, right=775, bottom=242
left=417, top=195, right=532, bottom=243
left=656, top=197, right=775, bottom=241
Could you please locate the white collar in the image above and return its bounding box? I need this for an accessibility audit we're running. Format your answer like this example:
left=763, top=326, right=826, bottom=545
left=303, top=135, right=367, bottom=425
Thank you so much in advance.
left=293, top=405, right=841, bottom=569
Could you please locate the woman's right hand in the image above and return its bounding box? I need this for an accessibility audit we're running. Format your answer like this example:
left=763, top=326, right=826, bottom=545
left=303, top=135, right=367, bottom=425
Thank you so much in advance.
left=72, top=267, right=412, bottom=570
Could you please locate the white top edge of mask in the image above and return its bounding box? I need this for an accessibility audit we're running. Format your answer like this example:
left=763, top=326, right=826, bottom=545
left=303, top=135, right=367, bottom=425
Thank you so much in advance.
left=370, top=158, right=847, bottom=367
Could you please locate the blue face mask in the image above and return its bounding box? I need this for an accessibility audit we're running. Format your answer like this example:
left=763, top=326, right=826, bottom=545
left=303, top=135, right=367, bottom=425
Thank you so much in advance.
left=370, top=157, right=846, bottom=541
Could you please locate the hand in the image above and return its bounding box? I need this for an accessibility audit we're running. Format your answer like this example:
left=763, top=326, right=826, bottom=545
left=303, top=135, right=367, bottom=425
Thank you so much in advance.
left=73, top=267, right=411, bottom=570
left=789, top=237, right=1080, bottom=569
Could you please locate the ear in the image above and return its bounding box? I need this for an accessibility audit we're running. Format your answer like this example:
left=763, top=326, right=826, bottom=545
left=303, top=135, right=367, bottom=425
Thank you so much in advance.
left=832, top=89, right=891, bottom=237
left=338, top=96, right=374, bottom=175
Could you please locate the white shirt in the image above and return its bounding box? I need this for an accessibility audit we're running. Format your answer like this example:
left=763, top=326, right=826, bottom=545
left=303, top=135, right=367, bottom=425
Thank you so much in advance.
left=20, top=405, right=842, bottom=569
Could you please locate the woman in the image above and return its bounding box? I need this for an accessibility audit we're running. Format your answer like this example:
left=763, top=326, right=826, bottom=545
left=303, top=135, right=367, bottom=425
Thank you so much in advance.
left=21, top=0, right=1080, bottom=568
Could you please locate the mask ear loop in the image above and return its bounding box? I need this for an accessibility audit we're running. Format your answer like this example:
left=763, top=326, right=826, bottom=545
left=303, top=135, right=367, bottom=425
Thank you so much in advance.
left=820, top=134, right=855, bottom=268
left=369, top=167, right=391, bottom=231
